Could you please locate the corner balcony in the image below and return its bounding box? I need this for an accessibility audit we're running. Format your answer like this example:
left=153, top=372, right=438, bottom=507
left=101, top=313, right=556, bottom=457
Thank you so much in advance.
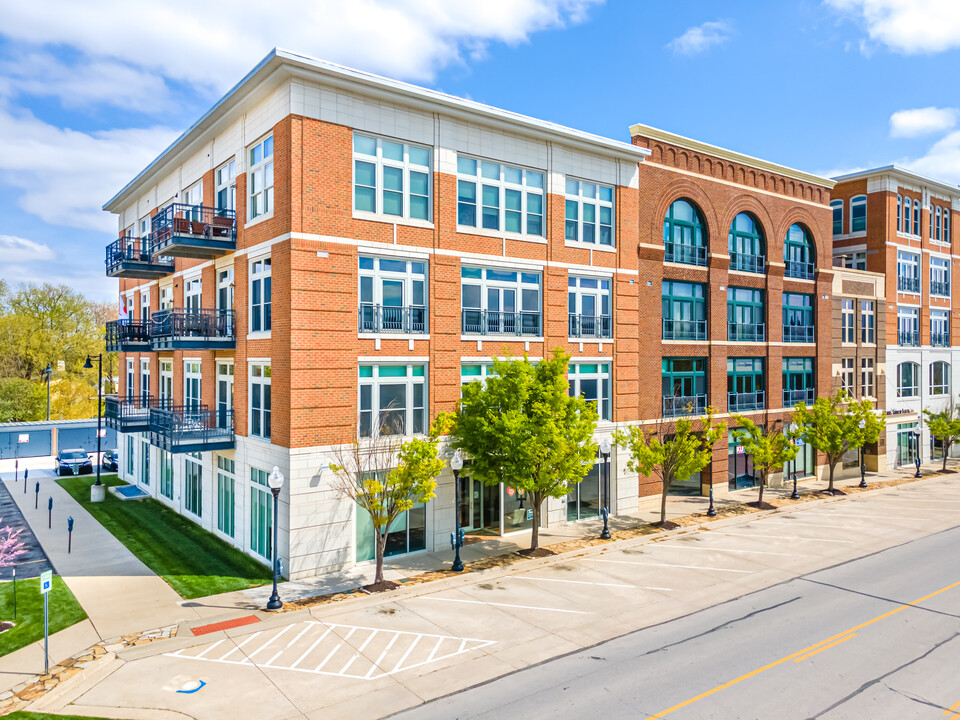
left=105, top=395, right=170, bottom=432
left=149, top=204, right=236, bottom=259
left=664, top=242, right=707, bottom=267
left=663, top=394, right=706, bottom=418
left=784, top=388, right=815, bottom=407
left=783, top=325, right=814, bottom=343
left=785, top=260, right=815, bottom=280
left=151, top=309, right=235, bottom=350
left=461, top=310, right=542, bottom=337
left=105, top=236, right=174, bottom=279
left=662, top=318, right=706, bottom=342
left=728, top=390, right=765, bottom=412
left=730, top=252, right=765, bottom=274
left=728, top=322, right=765, bottom=342
left=105, top=319, right=151, bottom=352
left=569, top=314, right=612, bottom=339
left=358, top=305, right=428, bottom=334
left=898, top=330, right=920, bottom=347
left=149, top=405, right=234, bottom=453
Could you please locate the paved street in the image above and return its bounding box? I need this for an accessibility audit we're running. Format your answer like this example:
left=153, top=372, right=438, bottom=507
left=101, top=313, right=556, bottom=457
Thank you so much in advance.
left=0, top=475, right=53, bottom=580
left=29, top=475, right=960, bottom=720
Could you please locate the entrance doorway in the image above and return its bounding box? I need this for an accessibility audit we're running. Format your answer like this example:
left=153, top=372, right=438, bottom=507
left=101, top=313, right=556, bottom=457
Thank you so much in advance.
left=457, top=477, right=533, bottom=534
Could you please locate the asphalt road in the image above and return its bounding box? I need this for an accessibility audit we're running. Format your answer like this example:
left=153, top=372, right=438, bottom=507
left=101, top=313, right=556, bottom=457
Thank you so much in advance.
left=393, top=523, right=960, bottom=720
left=0, top=475, right=54, bottom=580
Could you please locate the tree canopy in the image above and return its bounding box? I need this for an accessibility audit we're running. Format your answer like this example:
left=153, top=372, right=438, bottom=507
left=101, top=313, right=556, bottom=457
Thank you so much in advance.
left=923, top=402, right=960, bottom=472
left=730, top=415, right=799, bottom=505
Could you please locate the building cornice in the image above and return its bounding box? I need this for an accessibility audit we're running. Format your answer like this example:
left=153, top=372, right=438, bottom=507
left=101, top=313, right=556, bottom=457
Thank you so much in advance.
left=832, top=165, right=960, bottom=201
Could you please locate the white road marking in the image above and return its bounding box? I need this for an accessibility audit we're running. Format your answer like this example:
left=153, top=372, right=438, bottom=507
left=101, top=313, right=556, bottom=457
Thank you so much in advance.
left=509, top=575, right=673, bottom=591
left=817, top=511, right=931, bottom=521
left=415, top=596, right=590, bottom=614
left=655, top=544, right=796, bottom=556
left=391, top=635, right=421, bottom=672
left=245, top=624, right=294, bottom=661
left=314, top=642, right=342, bottom=671
left=219, top=631, right=263, bottom=661
left=708, top=531, right=855, bottom=544
left=338, top=629, right=378, bottom=676
left=291, top=627, right=332, bottom=668
left=194, top=639, right=224, bottom=659
left=365, top=632, right=401, bottom=678
left=857, top=503, right=957, bottom=512
left=588, top=558, right=753, bottom=574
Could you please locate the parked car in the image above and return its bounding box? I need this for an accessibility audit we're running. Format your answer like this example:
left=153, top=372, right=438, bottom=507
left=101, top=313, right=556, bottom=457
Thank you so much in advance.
left=57, top=449, right=93, bottom=476
left=102, top=448, right=119, bottom=472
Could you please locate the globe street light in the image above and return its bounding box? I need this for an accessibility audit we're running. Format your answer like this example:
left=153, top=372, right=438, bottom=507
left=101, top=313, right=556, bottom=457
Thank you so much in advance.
left=266, top=466, right=285, bottom=611
left=450, top=450, right=465, bottom=572
left=599, top=438, right=612, bottom=538
left=858, top=419, right=867, bottom=488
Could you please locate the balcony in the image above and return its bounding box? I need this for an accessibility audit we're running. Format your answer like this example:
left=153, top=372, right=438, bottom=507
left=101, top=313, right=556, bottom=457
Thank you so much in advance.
left=728, top=391, right=765, bottom=412
left=105, top=319, right=151, bottom=351
left=569, top=314, right=612, bottom=339
left=662, top=318, right=706, bottom=342
left=783, top=325, right=814, bottom=343
left=149, top=405, right=234, bottom=453
left=898, top=330, right=920, bottom=347
left=784, top=388, right=815, bottom=407
left=105, top=236, right=174, bottom=279
left=149, top=204, right=236, bottom=259
left=358, top=305, right=428, bottom=334
left=897, top=275, right=920, bottom=293
left=931, top=332, right=950, bottom=347
left=785, top=260, right=815, bottom=280
left=105, top=395, right=170, bottom=432
left=730, top=252, right=765, bottom=274
left=663, top=394, right=706, bottom=418
left=664, top=242, right=707, bottom=267
left=728, top=322, right=765, bottom=342
left=151, top=308, right=235, bottom=350
left=930, top=279, right=950, bottom=297
left=461, top=310, right=542, bottom=337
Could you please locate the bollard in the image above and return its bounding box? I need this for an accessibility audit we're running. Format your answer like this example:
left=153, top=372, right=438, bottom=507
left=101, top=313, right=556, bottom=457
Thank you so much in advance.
left=35, top=480, right=39, bottom=509
left=67, top=516, right=74, bottom=554
left=48, top=496, right=53, bottom=529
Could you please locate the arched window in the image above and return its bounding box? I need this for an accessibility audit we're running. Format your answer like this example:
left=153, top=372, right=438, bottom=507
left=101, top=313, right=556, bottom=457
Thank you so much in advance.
left=904, top=197, right=912, bottom=234
left=945, top=207, right=951, bottom=243
left=850, top=195, right=867, bottom=233
left=830, top=199, right=843, bottom=236
left=784, top=224, right=815, bottom=279
left=897, top=195, right=902, bottom=233
left=728, top=213, right=765, bottom=274
left=897, top=362, right=920, bottom=398
left=663, top=199, right=707, bottom=267
left=936, top=206, right=942, bottom=241
left=930, top=361, right=951, bottom=396
left=913, top=199, right=920, bottom=235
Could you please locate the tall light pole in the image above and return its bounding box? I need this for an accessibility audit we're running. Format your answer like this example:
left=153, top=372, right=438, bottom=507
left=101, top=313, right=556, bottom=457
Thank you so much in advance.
left=266, top=466, right=285, bottom=611
left=44, top=363, right=52, bottom=421
left=858, top=419, right=867, bottom=488
left=83, top=355, right=103, bottom=492
left=913, top=427, right=922, bottom=478
left=450, top=450, right=464, bottom=572
left=599, top=438, right=612, bottom=538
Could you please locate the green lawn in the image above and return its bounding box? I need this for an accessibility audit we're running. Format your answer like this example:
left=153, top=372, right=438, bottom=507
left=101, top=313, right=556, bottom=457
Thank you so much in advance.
left=7, top=713, right=116, bottom=720
left=0, top=576, right=87, bottom=657
left=56, top=475, right=273, bottom=599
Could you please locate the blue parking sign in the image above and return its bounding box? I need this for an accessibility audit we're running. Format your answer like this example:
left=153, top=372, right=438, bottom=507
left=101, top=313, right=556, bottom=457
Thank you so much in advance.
left=40, top=570, right=53, bottom=594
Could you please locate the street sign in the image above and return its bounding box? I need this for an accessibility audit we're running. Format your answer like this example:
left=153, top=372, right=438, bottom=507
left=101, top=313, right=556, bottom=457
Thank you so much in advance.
left=40, top=570, right=52, bottom=594
left=17, top=433, right=28, bottom=443
left=40, top=570, right=52, bottom=674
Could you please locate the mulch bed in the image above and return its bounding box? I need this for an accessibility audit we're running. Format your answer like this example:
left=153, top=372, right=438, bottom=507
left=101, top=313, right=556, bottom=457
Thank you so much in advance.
left=361, top=580, right=400, bottom=593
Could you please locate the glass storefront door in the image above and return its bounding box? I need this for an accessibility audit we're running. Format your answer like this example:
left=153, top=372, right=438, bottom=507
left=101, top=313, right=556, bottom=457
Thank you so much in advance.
left=896, top=423, right=918, bottom=467
left=459, top=476, right=501, bottom=534
left=567, top=461, right=601, bottom=520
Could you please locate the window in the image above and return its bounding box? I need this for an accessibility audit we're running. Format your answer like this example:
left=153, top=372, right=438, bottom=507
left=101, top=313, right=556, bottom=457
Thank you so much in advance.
left=850, top=195, right=866, bottom=233
left=159, top=360, right=172, bottom=401
left=861, top=358, right=875, bottom=398
left=913, top=199, right=921, bottom=235
left=140, top=358, right=150, bottom=399
left=663, top=199, right=707, bottom=266
left=835, top=251, right=866, bottom=270
left=841, top=299, right=855, bottom=343
left=662, top=358, right=707, bottom=417
left=930, top=257, right=950, bottom=297
left=931, top=309, right=950, bottom=347
left=568, top=363, right=611, bottom=421
left=945, top=207, right=951, bottom=243
left=897, top=194, right=902, bottom=233
left=784, top=224, right=815, bottom=279
left=727, top=358, right=765, bottom=411
left=159, top=450, right=174, bottom=500
left=727, top=287, right=765, bottom=342
left=358, top=256, right=427, bottom=334
left=356, top=480, right=426, bottom=561
left=250, top=467, right=272, bottom=560
left=783, top=293, right=814, bottom=343
left=567, top=458, right=602, bottom=521
left=662, top=280, right=706, bottom=341
left=841, top=358, right=855, bottom=395
left=250, top=257, right=272, bottom=333
left=184, top=453, right=202, bottom=517
left=184, top=361, right=201, bottom=407
left=138, top=216, right=150, bottom=241
left=250, top=364, right=271, bottom=440
left=897, top=251, right=920, bottom=293
left=359, top=364, right=426, bottom=437
left=783, top=358, right=815, bottom=406
left=353, top=134, right=431, bottom=221
left=897, top=362, right=920, bottom=398
left=569, top=276, right=612, bottom=338
left=216, top=160, right=236, bottom=212
left=861, top=301, right=875, bottom=343
left=248, top=136, right=273, bottom=219
left=728, top=213, right=765, bottom=273
left=217, top=456, right=236, bottom=538
left=565, top=178, right=614, bottom=246
left=184, top=276, right=201, bottom=311
left=460, top=363, right=495, bottom=386
left=903, top=196, right=912, bottom=234
left=461, top=266, right=542, bottom=336
left=930, top=361, right=951, bottom=396
left=936, top=206, right=943, bottom=241
left=898, top=307, right=919, bottom=346
left=456, top=155, right=543, bottom=236
left=140, top=439, right=150, bottom=486
left=831, top=199, right=843, bottom=236
left=125, top=358, right=134, bottom=400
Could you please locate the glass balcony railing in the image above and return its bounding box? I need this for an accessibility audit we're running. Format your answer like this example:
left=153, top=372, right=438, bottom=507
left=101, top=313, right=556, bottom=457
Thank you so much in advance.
left=898, top=330, right=920, bottom=347
left=728, top=322, right=765, bottom=342
left=728, top=390, right=765, bottom=412
left=662, top=318, right=707, bottom=341
left=931, top=332, right=950, bottom=347
left=730, top=252, right=765, bottom=274
left=664, top=242, right=707, bottom=267
left=783, top=325, right=814, bottom=343
left=897, top=275, right=920, bottom=293
left=930, top=279, right=950, bottom=297
left=783, top=388, right=815, bottom=407
left=663, top=394, right=707, bottom=418
left=785, top=260, right=815, bottom=280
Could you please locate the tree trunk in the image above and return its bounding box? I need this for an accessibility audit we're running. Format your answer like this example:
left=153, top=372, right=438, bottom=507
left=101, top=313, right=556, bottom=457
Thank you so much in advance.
left=828, top=461, right=836, bottom=493
left=758, top=471, right=765, bottom=505
left=660, top=476, right=668, bottom=525
left=374, top=531, right=387, bottom=585
left=530, top=492, right=542, bottom=551
left=943, top=442, right=950, bottom=472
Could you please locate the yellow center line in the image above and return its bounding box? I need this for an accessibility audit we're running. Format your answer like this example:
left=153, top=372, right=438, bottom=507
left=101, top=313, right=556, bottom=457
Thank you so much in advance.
left=793, top=633, right=856, bottom=662
left=943, top=697, right=960, bottom=718
left=645, top=579, right=960, bottom=719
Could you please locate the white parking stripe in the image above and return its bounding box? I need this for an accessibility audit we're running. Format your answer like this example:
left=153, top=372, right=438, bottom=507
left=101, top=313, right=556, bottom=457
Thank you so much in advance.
left=817, top=511, right=930, bottom=521
left=290, top=627, right=332, bottom=669
left=588, top=559, right=753, bottom=574
left=425, top=637, right=444, bottom=664
left=855, top=504, right=957, bottom=512
left=314, top=643, right=342, bottom=671
left=194, top=639, right=224, bottom=658
left=415, top=596, right=590, bottom=614
left=365, top=633, right=401, bottom=678
left=510, top=575, right=673, bottom=591
left=391, top=635, right=421, bottom=672
left=220, top=631, right=263, bottom=661
left=655, top=544, right=796, bottom=556
left=246, top=624, right=294, bottom=660
left=709, top=531, right=855, bottom=544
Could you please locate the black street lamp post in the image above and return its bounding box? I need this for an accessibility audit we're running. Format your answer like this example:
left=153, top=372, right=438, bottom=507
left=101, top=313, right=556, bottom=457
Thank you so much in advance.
left=858, top=419, right=867, bottom=488
left=83, top=355, right=104, bottom=500
left=266, top=466, right=285, bottom=611
left=44, top=363, right=52, bottom=421
left=599, top=438, right=612, bottom=538
left=451, top=451, right=464, bottom=572
left=913, top=428, right=922, bottom=478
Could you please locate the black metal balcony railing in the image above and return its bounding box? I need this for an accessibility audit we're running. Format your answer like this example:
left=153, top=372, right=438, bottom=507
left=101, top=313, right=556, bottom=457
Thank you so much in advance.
left=664, top=242, right=707, bottom=267
left=897, top=275, right=920, bottom=293
left=931, top=332, right=950, bottom=347
left=784, top=388, right=816, bottom=407
left=728, top=322, right=766, bottom=342
left=783, top=325, right=814, bottom=343
left=461, top=309, right=542, bottom=336
left=105, top=319, right=152, bottom=351
left=728, top=390, right=765, bottom=412
left=150, top=204, right=236, bottom=258
left=785, top=260, right=815, bottom=280
left=151, top=308, right=235, bottom=350
left=663, top=394, right=707, bottom=418
left=569, top=314, right=612, bottom=339
left=105, top=395, right=172, bottom=432
left=930, top=279, right=950, bottom=297
left=358, top=305, right=428, bottom=334
left=105, top=236, right=175, bottom=279
left=662, top=318, right=707, bottom=341
left=149, top=405, right=234, bottom=453
left=730, top=252, right=765, bottom=274
left=898, top=330, right=920, bottom=347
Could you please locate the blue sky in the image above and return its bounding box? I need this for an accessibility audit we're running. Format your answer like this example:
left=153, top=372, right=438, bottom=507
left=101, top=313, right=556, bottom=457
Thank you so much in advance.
left=1, top=0, right=959, bottom=301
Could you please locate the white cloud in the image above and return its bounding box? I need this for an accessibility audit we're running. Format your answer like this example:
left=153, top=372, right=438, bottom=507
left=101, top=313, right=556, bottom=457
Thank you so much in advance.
left=890, top=107, right=959, bottom=138
left=825, top=0, right=960, bottom=54
left=667, top=20, right=733, bottom=55
left=0, top=234, right=55, bottom=262
left=0, top=262, right=118, bottom=301
left=902, top=130, right=960, bottom=185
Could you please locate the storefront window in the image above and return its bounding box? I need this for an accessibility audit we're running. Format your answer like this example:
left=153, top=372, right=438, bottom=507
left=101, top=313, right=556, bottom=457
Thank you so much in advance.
left=567, top=460, right=601, bottom=520
left=728, top=430, right=756, bottom=490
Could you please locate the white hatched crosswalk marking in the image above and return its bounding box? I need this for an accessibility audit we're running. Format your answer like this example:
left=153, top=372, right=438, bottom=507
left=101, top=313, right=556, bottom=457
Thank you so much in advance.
left=165, top=621, right=494, bottom=680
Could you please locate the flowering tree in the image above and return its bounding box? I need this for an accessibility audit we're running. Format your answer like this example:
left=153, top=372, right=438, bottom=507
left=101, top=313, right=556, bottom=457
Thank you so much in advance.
left=0, top=519, right=27, bottom=569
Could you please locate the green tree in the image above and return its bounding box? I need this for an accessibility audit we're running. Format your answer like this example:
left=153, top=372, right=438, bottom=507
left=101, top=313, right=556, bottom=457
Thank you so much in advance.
left=730, top=415, right=799, bottom=505
left=614, top=410, right=726, bottom=525
left=330, top=425, right=445, bottom=586
left=791, top=390, right=885, bottom=493
left=445, top=349, right=599, bottom=551
left=923, top=402, right=960, bottom=471
left=0, top=377, right=46, bottom=422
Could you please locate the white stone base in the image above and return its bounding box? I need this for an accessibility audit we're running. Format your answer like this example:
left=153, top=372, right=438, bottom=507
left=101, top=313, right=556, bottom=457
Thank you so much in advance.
left=90, top=483, right=106, bottom=503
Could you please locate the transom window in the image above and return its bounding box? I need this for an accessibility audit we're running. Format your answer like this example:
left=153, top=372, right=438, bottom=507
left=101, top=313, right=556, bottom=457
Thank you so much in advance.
left=250, top=363, right=271, bottom=440
left=565, top=178, right=614, bottom=246
left=456, top=155, right=544, bottom=237
left=784, top=224, right=815, bottom=279
left=861, top=301, right=875, bottom=344
left=568, top=363, right=611, bottom=421
left=830, top=200, right=843, bottom=236
left=662, top=280, right=706, bottom=341
left=248, top=136, right=273, bottom=220
left=568, top=276, right=611, bottom=338
left=930, top=361, right=951, bottom=396
left=353, top=134, right=432, bottom=221
left=850, top=195, right=866, bottom=233
left=728, top=213, right=765, bottom=274
left=250, top=257, right=272, bottom=333
left=359, top=364, right=426, bottom=437
left=663, top=199, right=707, bottom=266
left=897, top=361, right=920, bottom=398
left=359, top=256, right=427, bottom=334
left=461, top=266, right=542, bottom=336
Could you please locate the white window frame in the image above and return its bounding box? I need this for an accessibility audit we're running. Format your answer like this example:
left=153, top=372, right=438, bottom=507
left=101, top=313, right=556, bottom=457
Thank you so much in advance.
left=461, top=266, right=542, bottom=336
left=183, top=180, right=203, bottom=209
left=184, top=452, right=203, bottom=518
left=138, top=215, right=150, bottom=240
left=139, top=290, right=149, bottom=321
left=936, top=206, right=943, bottom=242
left=569, top=361, right=612, bottom=421
left=139, top=437, right=150, bottom=486
left=250, top=256, right=272, bottom=335
left=897, top=361, right=920, bottom=398
left=159, top=285, right=173, bottom=310
left=830, top=199, right=843, bottom=236
left=930, top=256, right=950, bottom=297
left=352, top=133, right=432, bottom=223
left=215, top=159, right=236, bottom=212
left=897, top=194, right=902, bottom=233
left=159, top=449, right=174, bottom=501
left=159, top=360, right=173, bottom=401
left=125, top=358, right=134, bottom=400
left=841, top=357, right=855, bottom=396
left=216, top=455, right=236, bottom=538
left=930, top=360, right=951, bottom=396
left=850, top=195, right=867, bottom=234
left=456, top=154, right=545, bottom=240
left=184, top=360, right=201, bottom=407
left=841, top=299, right=854, bottom=343
left=249, top=363, right=271, bottom=440
left=860, top=300, right=875, bottom=344
left=861, top=358, right=875, bottom=399
left=931, top=309, right=950, bottom=344
left=248, top=135, right=274, bottom=221
left=139, top=358, right=150, bottom=399
left=897, top=250, right=920, bottom=293
left=358, top=255, right=427, bottom=326
left=568, top=276, right=612, bottom=337
left=358, top=363, right=426, bottom=438
left=945, top=206, right=951, bottom=244
left=564, top=177, right=615, bottom=248
left=913, top=199, right=921, bottom=236
left=184, top=275, right=202, bottom=311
